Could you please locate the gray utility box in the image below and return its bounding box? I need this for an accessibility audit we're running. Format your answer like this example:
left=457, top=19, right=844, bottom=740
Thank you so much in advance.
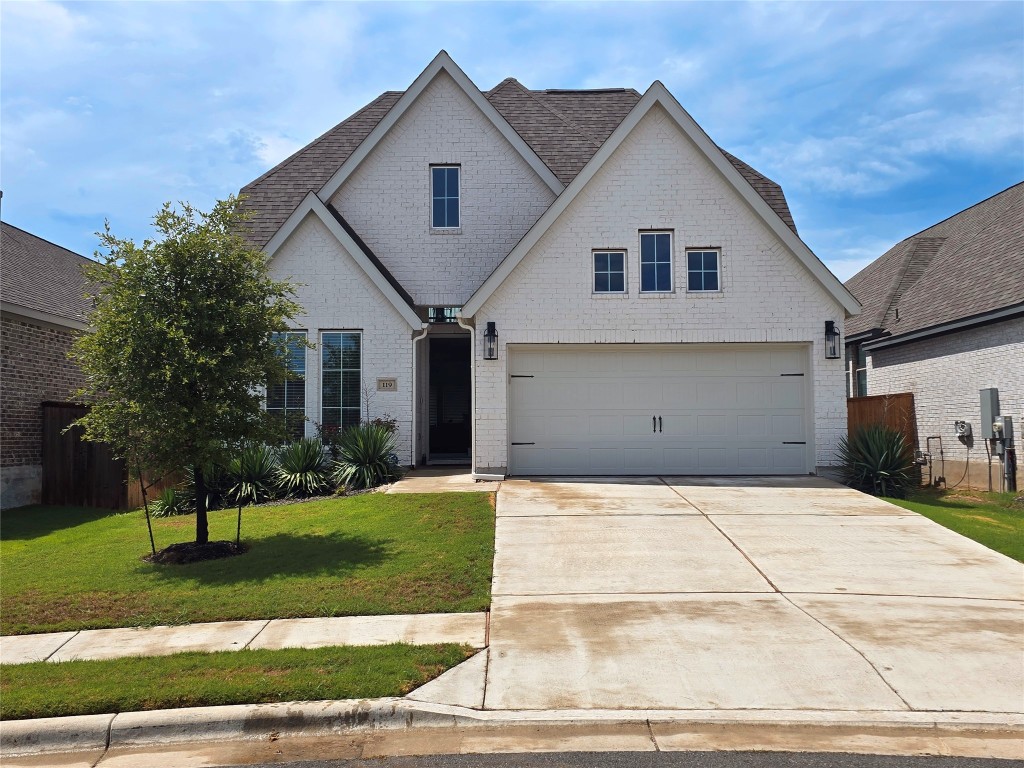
left=980, top=388, right=1001, bottom=440
left=995, top=415, right=1015, bottom=452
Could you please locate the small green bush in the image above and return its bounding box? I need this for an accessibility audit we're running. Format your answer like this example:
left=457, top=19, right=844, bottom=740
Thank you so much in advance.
left=228, top=444, right=278, bottom=506
left=837, top=424, right=915, bottom=497
left=276, top=438, right=329, bottom=497
left=333, top=424, right=403, bottom=491
left=149, top=487, right=189, bottom=518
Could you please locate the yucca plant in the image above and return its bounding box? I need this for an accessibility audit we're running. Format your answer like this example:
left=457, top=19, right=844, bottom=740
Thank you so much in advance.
left=227, top=443, right=278, bottom=506
left=275, top=438, right=329, bottom=497
left=333, top=423, right=403, bottom=491
left=149, top=486, right=189, bottom=517
left=837, top=424, right=915, bottom=498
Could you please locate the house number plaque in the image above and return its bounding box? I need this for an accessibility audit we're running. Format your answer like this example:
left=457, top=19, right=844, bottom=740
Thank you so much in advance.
left=376, top=378, right=398, bottom=392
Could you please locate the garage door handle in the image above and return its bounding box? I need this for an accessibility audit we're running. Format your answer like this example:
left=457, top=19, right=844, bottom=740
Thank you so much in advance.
left=659, top=416, right=663, bottom=433
left=511, top=442, right=535, bottom=446
left=652, top=416, right=657, bottom=433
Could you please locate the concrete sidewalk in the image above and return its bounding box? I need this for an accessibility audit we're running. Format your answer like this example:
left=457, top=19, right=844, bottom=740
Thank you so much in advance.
left=0, top=612, right=487, bottom=665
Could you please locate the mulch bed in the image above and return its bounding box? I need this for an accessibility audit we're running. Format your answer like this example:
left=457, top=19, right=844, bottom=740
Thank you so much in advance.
left=144, top=540, right=249, bottom=565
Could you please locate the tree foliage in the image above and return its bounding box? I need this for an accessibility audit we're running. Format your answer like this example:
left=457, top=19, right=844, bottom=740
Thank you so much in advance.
left=71, top=197, right=303, bottom=544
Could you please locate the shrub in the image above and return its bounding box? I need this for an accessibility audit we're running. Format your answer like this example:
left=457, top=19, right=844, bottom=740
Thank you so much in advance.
left=333, top=423, right=403, bottom=491
left=227, top=444, right=278, bottom=506
left=367, top=414, right=399, bottom=434
left=178, top=463, right=232, bottom=512
left=149, top=487, right=189, bottom=518
left=837, top=425, right=915, bottom=497
left=276, top=438, right=329, bottom=497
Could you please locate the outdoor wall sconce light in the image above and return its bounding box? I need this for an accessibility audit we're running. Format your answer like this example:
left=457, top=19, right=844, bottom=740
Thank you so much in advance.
left=825, top=321, right=840, bottom=359
left=483, top=321, right=498, bottom=360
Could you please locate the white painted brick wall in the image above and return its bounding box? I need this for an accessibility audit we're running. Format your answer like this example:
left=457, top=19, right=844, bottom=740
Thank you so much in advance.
left=332, top=72, right=556, bottom=307
left=270, top=215, right=416, bottom=464
left=867, top=317, right=1024, bottom=477
left=476, top=105, right=848, bottom=473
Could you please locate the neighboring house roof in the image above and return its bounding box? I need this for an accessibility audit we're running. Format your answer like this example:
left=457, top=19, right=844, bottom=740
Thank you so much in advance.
left=462, top=81, right=860, bottom=318
left=0, top=222, right=93, bottom=328
left=240, top=54, right=797, bottom=251
left=846, top=182, right=1024, bottom=346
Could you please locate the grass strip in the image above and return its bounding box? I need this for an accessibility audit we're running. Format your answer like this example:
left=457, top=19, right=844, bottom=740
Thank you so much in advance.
left=886, top=489, right=1023, bottom=562
left=0, top=643, right=472, bottom=720
left=1, top=492, right=495, bottom=635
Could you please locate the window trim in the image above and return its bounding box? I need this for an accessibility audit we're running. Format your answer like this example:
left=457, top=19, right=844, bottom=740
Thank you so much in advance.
left=846, top=342, right=868, bottom=398
left=685, top=247, right=722, bottom=293
left=320, top=330, right=363, bottom=434
left=638, top=230, right=674, bottom=294
left=430, top=164, right=461, bottom=230
left=591, top=249, right=628, bottom=295
left=267, top=330, right=308, bottom=440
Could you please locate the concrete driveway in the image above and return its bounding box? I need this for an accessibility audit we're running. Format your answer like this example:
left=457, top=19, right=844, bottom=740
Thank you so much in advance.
left=419, top=476, right=1024, bottom=714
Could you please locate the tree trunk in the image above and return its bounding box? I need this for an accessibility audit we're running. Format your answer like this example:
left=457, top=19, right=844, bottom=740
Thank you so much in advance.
left=194, top=464, right=209, bottom=545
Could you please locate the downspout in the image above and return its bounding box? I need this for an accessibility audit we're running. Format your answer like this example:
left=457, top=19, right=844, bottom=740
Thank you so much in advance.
left=455, top=314, right=477, bottom=478
left=410, top=324, right=429, bottom=468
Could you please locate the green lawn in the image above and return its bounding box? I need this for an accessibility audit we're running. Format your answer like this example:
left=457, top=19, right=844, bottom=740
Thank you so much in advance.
left=1, top=493, right=495, bottom=635
left=885, top=489, right=1024, bottom=562
left=0, top=643, right=471, bottom=720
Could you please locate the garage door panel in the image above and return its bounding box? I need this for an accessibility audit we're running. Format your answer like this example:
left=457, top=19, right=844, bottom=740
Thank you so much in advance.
left=509, top=344, right=810, bottom=476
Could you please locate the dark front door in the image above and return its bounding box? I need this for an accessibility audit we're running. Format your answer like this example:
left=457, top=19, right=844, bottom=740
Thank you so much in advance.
left=428, top=337, right=471, bottom=461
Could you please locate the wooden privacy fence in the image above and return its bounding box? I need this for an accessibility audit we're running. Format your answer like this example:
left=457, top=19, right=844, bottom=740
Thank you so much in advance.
left=847, top=393, right=918, bottom=449
left=41, top=402, right=173, bottom=509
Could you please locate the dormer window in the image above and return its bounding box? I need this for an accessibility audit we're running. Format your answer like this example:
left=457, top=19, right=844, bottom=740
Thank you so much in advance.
left=431, top=165, right=460, bottom=228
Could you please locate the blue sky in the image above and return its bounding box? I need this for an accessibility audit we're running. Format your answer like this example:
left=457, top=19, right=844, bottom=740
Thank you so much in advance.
left=2, top=1, right=1022, bottom=282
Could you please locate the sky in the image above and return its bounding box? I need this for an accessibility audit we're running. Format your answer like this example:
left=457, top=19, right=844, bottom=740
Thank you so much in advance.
left=2, top=1, right=1022, bottom=283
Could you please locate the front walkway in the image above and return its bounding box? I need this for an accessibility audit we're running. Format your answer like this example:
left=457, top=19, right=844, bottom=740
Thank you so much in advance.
left=411, top=475, right=1024, bottom=715
left=0, top=612, right=487, bottom=665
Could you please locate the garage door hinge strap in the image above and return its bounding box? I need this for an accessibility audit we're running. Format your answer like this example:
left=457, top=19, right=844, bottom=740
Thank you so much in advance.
left=511, top=442, right=536, bottom=446
left=780, top=373, right=804, bottom=376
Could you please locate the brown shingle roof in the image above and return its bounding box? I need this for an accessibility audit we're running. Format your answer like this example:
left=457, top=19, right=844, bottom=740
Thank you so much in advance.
left=240, top=79, right=799, bottom=251
left=0, top=222, right=93, bottom=325
left=845, top=182, right=1024, bottom=339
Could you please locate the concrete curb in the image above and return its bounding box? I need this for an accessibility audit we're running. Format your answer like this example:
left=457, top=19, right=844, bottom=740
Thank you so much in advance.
left=3, top=698, right=1024, bottom=757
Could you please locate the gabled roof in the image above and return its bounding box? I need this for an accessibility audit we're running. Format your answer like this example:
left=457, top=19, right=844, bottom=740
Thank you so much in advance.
left=462, top=81, right=860, bottom=318
left=239, top=54, right=798, bottom=251
left=0, top=222, right=93, bottom=328
left=846, top=182, right=1024, bottom=343
left=262, top=192, right=423, bottom=330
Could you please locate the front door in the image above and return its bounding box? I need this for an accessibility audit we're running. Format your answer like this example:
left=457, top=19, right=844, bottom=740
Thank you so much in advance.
left=428, top=337, right=471, bottom=463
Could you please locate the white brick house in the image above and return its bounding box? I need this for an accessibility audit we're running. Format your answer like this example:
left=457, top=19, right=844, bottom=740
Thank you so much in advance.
left=241, top=52, right=860, bottom=478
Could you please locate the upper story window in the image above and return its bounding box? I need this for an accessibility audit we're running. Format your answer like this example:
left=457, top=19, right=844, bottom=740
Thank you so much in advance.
left=640, top=232, right=673, bottom=292
left=267, top=331, right=307, bottom=440
left=593, top=251, right=626, bottom=293
left=686, top=249, right=720, bottom=292
left=431, top=166, right=460, bottom=228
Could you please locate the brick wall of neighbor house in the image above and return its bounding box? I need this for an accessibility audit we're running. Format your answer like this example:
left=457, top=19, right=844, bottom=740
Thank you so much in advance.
left=867, top=316, right=1024, bottom=489
left=475, top=105, right=847, bottom=474
left=1, top=314, right=86, bottom=508
left=269, top=216, right=416, bottom=464
left=332, top=71, right=557, bottom=307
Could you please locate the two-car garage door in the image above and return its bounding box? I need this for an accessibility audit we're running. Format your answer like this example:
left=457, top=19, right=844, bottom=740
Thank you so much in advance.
left=508, top=344, right=811, bottom=476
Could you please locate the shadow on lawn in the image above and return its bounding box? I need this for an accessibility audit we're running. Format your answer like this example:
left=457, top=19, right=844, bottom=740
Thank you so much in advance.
left=0, top=505, right=127, bottom=541
left=143, top=531, right=394, bottom=584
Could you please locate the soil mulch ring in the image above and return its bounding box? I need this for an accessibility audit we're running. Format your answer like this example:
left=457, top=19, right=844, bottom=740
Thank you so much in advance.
left=144, top=540, right=249, bottom=565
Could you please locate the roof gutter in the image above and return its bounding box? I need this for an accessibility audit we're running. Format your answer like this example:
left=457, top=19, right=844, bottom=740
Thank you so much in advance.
left=862, top=302, right=1024, bottom=351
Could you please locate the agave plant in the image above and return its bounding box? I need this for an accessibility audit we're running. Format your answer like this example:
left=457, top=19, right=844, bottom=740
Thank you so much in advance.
left=227, top=443, right=278, bottom=506
left=275, top=438, right=329, bottom=497
left=149, top=486, right=189, bottom=517
left=333, top=423, right=403, bottom=491
left=837, top=424, right=915, bottom=498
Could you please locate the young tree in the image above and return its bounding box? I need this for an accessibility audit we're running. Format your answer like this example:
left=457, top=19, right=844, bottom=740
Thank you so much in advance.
left=72, top=197, right=302, bottom=546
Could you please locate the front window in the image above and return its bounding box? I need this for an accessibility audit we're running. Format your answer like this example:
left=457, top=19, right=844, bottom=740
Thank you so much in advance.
left=593, top=251, right=626, bottom=293
left=267, top=331, right=307, bottom=440
left=846, top=343, right=868, bottom=397
left=321, top=331, right=362, bottom=433
left=431, top=166, right=460, bottom=228
left=686, top=249, right=720, bottom=291
left=640, top=232, right=672, bottom=292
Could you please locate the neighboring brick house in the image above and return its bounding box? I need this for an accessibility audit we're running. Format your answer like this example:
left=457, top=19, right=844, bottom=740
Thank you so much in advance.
left=241, top=52, right=860, bottom=477
left=1, top=222, right=92, bottom=508
left=845, top=182, right=1023, bottom=489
